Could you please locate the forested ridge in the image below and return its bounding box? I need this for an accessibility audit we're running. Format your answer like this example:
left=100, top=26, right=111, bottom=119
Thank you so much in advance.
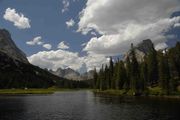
left=0, top=51, right=89, bottom=89
left=93, top=41, right=180, bottom=95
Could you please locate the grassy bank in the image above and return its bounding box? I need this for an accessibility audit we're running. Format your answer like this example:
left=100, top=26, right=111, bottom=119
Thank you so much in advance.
left=0, top=88, right=75, bottom=95
left=94, top=87, right=180, bottom=98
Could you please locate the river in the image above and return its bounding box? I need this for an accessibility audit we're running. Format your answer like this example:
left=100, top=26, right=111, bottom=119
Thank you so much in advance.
left=0, top=90, right=180, bottom=120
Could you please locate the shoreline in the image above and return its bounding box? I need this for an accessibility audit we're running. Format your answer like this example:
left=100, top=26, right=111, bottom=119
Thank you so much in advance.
left=0, top=88, right=78, bottom=95
left=93, top=89, right=180, bottom=100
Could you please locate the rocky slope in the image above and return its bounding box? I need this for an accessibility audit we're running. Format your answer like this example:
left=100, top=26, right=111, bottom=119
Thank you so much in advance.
left=0, top=29, right=28, bottom=63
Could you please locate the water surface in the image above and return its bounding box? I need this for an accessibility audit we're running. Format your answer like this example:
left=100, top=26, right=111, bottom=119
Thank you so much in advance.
left=0, top=91, right=180, bottom=120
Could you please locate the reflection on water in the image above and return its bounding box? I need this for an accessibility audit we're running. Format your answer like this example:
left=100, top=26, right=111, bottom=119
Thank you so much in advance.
left=0, top=91, right=180, bottom=120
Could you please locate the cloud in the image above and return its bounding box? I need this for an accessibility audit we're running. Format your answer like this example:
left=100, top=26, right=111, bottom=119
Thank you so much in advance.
left=174, top=23, right=180, bottom=28
left=83, top=53, right=109, bottom=71
left=83, top=17, right=180, bottom=55
left=78, top=0, right=180, bottom=56
left=26, top=36, right=52, bottom=50
left=66, top=19, right=75, bottom=28
left=62, top=0, right=70, bottom=13
left=3, top=8, right=31, bottom=29
left=57, top=41, right=69, bottom=49
left=81, top=42, right=87, bottom=47
left=155, top=42, right=168, bottom=50
left=26, top=36, right=43, bottom=45
left=28, top=50, right=82, bottom=71
left=73, top=0, right=80, bottom=2
left=43, top=44, right=52, bottom=50
left=28, top=50, right=108, bottom=72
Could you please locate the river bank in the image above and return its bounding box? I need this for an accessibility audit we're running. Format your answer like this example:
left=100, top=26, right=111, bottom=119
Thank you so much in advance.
left=0, top=88, right=77, bottom=95
left=93, top=88, right=180, bottom=99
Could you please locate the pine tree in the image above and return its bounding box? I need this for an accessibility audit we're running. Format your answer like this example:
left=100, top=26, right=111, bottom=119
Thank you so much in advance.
left=167, top=42, right=180, bottom=92
left=147, top=46, right=159, bottom=86
left=114, top=62, right=119, bottom=90
left=130, top=44, right=140, bottom=92
left=158, top=51, right=170, bottom=94
left=96, top=71, right=100, bottom=90
left=109, top=57, right=114, bottom=89
left=125, top=56, right=131, bottom=90
left=99, top=65, right=104, bottom=90
left=169, top=42, right=180, bottom=78
left=118, top=61, right=127, bottom=89
left=104, top=65, right=109, bottom=90
left=93, top=68, right=98, bottom=89
left=140, top=60, right=148, bottom=92
left=174, top=42, right=180, bottom=77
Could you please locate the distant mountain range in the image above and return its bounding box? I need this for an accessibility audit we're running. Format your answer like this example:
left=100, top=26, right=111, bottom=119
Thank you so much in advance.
left=50, top=68, right=94, bottom=81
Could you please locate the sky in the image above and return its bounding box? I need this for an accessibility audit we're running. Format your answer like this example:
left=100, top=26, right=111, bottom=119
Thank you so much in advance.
left=0, top=0, right=180, bottom=73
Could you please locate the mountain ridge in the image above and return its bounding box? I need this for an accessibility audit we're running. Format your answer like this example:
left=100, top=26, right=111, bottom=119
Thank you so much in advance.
left=50, top=67, right=93, bottom=81
left=0, top=29, right=29, bottom=64
left=0, top=28, right=75, bottom=88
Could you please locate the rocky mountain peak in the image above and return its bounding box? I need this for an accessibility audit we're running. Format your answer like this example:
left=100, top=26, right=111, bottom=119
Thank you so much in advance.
left=124, top=39, right=154, bottom=62
left=51, top=67, right=93, bottom=81
left=136, top=39, right=154, bottom=54
left=0, top=29, right=28, bottom=63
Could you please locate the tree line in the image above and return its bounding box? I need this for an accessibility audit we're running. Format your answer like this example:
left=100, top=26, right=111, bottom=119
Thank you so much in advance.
left=93, top=42, right=180, bottom=95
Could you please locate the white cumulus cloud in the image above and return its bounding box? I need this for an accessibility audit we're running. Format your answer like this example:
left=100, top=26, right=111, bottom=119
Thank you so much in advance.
left=26, top=36, right=52, bottom=50
left=174, top=23, right=180, bottom=28
left=57, top=41, right=70, bottom=49
left=62, top=0, right=70, bottom=13
left=43, top=44, right=52, bottom=50
left=3, top=8, right=31, bottom=29
left=66, top=19, right=75, bottom=28
left=26, top=36, right=43, bottom=45
left=78, top=0, right=180, bottom=56
left=28, top=50, right=108, bottom=72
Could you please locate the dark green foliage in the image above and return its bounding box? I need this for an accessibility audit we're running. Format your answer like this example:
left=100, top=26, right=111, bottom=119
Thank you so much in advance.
left=158, top=51, right=170, bottom=94
left=124, top=57, right=131, bottom=90
left=147, top=46, right=159, bottom=86
left=103, top=65, right=109, bottom=90
left=93, top=42, right=180, bottom=95
left=93, top=68, right=98, bottom=89
left=139, top=61, right=148, bottom=92
left=130, top=45, right=140, bottom=92
left=0, top=51, right=89, bottom=89
left=167, top=42, right=180, bottom=92
left=117, top=61, right=127, bottom=89
left=109, top=57, right=114, bottom=89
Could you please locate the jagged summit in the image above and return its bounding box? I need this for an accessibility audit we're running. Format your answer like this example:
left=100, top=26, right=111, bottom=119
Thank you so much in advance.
left=135, top=39, right=154, bottom=55
left=51, top=67, right=93, bottom=81
left=0, top=29, right=28, bottom=63
left=124, top=39, right=154, bottom=62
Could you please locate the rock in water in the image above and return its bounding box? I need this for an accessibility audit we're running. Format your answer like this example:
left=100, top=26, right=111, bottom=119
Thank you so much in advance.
left=0, top=29, right=29, bottom=63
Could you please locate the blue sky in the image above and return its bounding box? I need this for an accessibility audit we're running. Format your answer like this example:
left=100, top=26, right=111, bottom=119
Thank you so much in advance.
left=0, top=0, right=180, bottom=72
left=0, top=0, right=90, bottom=56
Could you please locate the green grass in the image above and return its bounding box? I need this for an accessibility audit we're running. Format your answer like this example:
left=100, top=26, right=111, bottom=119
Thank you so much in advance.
left=147, top=87, right=165, bottom=96
left=0, top=87, right=74, bottom=95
